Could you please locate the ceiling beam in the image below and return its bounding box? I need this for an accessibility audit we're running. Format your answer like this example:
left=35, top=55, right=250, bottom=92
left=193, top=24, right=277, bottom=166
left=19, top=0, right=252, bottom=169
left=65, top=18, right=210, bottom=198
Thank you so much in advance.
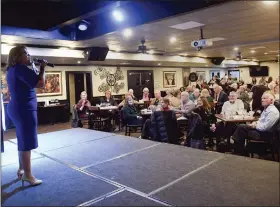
left=48, top=1, right=131, bottom=31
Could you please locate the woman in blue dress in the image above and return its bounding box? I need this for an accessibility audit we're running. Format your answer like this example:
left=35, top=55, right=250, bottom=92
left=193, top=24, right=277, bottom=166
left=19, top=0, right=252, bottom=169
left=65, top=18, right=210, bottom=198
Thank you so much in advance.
left=6, top=46, right=46, bottom=186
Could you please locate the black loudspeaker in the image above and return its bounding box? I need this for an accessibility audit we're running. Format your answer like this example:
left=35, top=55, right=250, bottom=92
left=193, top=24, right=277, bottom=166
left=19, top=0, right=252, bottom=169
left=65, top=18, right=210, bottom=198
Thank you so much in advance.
left=88, top=47, right=109, bottom=61
left=211, top=57, right=225, bottom=65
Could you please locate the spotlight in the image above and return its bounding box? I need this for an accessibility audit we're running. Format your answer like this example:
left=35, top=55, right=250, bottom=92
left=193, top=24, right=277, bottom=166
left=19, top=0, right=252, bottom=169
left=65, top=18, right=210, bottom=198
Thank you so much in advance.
left=77, top=61, right=81, bottom=64
left=123, top=28, right=132, bottom=37
left=264, top=53, right=268, bottom=55
left=113, top=10, right=124, bottom=22
left=157, top=63, right=161, bottom=66
left=234, top=47, right=239, bottom=51
left=250, top=50, right=256, bottom=53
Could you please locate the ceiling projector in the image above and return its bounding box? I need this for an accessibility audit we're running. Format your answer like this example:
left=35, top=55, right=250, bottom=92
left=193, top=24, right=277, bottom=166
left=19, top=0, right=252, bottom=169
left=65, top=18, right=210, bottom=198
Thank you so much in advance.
left=191, top=39, right=213, bottom=51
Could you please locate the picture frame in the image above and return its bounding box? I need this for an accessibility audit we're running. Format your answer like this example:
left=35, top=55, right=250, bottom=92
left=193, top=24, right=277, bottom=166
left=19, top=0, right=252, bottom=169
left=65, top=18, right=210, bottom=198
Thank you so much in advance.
left=163, top=71, right=176, bottom=88
left=36, top=71, right=62, bottom=96
left=196, top=71, right=206, bottom=82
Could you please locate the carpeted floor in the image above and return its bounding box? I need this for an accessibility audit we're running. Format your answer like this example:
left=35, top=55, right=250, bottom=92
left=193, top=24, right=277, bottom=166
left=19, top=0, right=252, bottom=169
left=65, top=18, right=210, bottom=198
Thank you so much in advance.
left=1, top=128, right=279, bottom=206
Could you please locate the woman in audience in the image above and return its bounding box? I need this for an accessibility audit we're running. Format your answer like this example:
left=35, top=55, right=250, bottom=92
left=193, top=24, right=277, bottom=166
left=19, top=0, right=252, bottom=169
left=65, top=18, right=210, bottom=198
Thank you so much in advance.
left=200, top=89, right=214, bottom=108
left=141, top=87, right=150, bottom=101
left=118, top=91, right=138, bottom=107
left=6, top=45, right=46, bottom=186
left=122, top=95, right=143, bottom=125
left=100, top=90, right=117, bottom=106
left=149, top=90, right=162, bottom=110
left=169, top=89, right=181, bottom=108
left=165, top=89, right=173, bottom=99
left=128, top=89, right=137, bottom=101
left=193, top=96, right=216, bottom=137
left=76, top=91, right=91, bottom=116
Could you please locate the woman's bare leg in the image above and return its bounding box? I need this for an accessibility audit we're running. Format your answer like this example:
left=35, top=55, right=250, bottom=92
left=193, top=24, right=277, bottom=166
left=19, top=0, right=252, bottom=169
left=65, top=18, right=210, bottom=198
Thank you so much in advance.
left=19, top=151, right=33, bottom=178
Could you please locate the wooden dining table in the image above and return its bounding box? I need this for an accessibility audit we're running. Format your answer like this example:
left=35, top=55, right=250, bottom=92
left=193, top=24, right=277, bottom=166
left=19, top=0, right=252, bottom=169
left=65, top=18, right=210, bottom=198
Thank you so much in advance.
left=215, top=114, right=258, bottom=123
left=215, top=114, right=259, bottom=145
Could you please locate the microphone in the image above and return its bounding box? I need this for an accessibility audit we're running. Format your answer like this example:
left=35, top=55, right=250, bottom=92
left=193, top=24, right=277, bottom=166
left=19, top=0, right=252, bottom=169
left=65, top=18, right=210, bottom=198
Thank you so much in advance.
left=33, top=58, right=55, bottom=68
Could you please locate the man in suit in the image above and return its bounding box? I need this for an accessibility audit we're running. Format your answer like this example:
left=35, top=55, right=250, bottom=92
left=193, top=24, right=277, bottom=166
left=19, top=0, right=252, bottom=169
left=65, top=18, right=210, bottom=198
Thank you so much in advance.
left=213, top=84, right=228, bottom=113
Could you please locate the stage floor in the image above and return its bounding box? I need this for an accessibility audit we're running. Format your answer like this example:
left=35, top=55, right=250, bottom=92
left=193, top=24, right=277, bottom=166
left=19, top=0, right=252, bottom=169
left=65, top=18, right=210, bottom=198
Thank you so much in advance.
left=1, top=128, right=279, bottom=206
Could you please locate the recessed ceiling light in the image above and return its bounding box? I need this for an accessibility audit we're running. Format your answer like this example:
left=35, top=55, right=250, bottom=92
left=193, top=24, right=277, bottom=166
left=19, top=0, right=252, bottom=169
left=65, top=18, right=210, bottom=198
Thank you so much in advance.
left=112, top=10, right=124, bottom=22
left=234, top=47, right=239, bottom=51
left=158, top=63, right=161, bottom=66
left=250, top=50, right=256, bottom=53
left=77, top=61, right=81, bottom=64
left=123, top=28, right=132, bottom=37
left=170, top=37, right=177, bottom=43
left=205, top=65, right=208, bottom=66
left=78, top=22, right=88, bottom=31
left=264, top=52, right=268, bottom=55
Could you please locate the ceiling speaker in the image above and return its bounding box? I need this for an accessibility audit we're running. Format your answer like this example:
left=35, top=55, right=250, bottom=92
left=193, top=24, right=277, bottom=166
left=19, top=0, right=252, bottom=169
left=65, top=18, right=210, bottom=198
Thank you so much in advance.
left=211, top=57, right=225, bottom=65
left=88, top=47, right=109, bottom=61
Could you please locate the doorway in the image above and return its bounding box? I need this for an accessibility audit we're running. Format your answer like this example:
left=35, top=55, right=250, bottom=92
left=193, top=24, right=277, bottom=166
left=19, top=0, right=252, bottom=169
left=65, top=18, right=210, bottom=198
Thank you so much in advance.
left=127, top=70, right=154, bottom=100
left=66, top=71, right=92, bottom=113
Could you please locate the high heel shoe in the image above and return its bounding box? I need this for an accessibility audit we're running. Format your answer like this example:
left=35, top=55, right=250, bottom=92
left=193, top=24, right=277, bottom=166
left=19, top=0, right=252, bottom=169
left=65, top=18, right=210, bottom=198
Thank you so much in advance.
left=21, top=174, right=42, bottom=186
left=17, top=169, right=24, bottom=179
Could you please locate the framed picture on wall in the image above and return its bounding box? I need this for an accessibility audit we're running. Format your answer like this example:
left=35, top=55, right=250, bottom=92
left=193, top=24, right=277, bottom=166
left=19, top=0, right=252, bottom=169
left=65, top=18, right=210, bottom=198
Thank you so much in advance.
left=36, top=72, right=62, bottom=96
left=163, top=71, right=176, bottom=88
left=196, top=71, right=206, bottom=82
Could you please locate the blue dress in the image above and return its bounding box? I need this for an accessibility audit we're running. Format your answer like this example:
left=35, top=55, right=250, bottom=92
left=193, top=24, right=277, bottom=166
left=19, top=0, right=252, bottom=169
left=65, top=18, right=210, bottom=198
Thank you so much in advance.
left=6, top=64, right=40, bottom=151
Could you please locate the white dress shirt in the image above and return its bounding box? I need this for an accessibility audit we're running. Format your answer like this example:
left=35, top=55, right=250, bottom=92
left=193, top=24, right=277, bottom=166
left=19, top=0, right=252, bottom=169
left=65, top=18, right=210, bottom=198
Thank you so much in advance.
left=221, top=99, right=244, bottom=114
left=256, top=104, right=279, bottom=131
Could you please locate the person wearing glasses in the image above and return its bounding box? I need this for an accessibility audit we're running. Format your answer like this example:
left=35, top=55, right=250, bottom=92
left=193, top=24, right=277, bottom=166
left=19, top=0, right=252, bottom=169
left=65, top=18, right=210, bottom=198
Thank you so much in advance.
left=6, top=46, right=47, bottom=186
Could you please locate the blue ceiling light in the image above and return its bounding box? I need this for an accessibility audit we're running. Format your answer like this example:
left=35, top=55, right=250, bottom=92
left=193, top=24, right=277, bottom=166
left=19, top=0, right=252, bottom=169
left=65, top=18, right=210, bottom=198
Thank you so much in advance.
left=78, top=20, right=90, bottom=31
left=112, top=10, right=124, bottom=22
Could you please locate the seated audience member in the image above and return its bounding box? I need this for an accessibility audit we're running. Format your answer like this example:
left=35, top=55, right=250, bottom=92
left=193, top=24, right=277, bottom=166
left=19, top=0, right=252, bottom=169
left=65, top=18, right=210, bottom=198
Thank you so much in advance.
left=141, top=87, right=150, bottom=101
left=232, top=92, right=280, bottom=155
left=267, top=76, right=273, bottom=84
left=174, top=91, right=195, bottom=117
left=100, top=90, right=119, bottom=130
left=179, top=87, right=185, bottom=92
left=196, top=80, right=202, bottom=90
left=118, top=91, right=137, bottom=107
left=76, top=91, right=91, bottom=116
left=211, top=91, right=244, bottom=144
left=100, top=90, right=117, bottom=106
left=189, top=88, right=200, bottom=105
left=201, top=89, right=214, bottom=108
left=237, top=85, right=250, bottom=111
left=122, top=95, right=143, bottom=125
left=149, top=90, right=162, bottom=110
left=141, top=98, right=173, bottom=139
left=186, top=85, right=194, bottom=95
left=128, top=89, right=137, bottom=101
left=165, top=89, right=173, bottom=98
left=169, top=89, right=181, bottom=108
left=251, top=77, right=257, bottom=85
left=194, top=96, right=216, bottom=133
left=252, top=79, right=269, bottom=112
left=228, top=83, right=238, bottom=94
left=150, top=98, right=178, bottom=143
left=213, top=84, right=229, bottom=113
left=222, top=91, right=244, bottom=115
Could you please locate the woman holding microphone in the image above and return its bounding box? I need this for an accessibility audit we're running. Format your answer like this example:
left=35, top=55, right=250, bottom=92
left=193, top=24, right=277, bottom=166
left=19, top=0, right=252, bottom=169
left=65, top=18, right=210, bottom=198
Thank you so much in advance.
left=6, top=45, right=46, bottom=186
